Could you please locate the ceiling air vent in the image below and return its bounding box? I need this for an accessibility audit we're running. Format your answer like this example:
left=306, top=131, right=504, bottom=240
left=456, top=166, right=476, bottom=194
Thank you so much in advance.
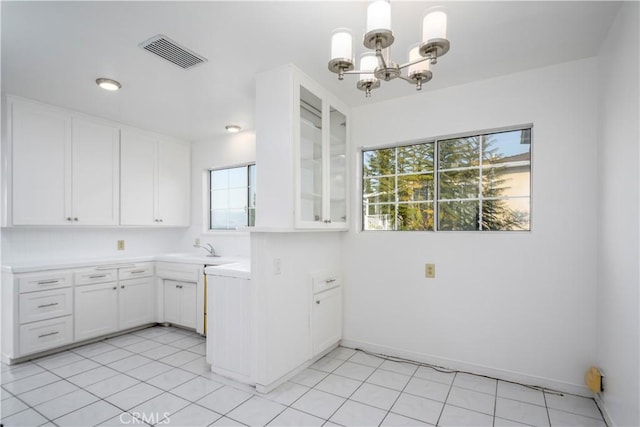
left=139, top=34, right=208, bottom=70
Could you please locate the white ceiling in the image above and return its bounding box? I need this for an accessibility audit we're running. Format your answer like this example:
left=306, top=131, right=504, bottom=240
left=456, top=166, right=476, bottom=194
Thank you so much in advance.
left=1, top=1, right=620, bottom=142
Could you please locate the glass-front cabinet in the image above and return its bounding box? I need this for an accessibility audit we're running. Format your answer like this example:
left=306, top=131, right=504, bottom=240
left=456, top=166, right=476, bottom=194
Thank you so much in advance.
left=296, top=79, right=348, bottom=229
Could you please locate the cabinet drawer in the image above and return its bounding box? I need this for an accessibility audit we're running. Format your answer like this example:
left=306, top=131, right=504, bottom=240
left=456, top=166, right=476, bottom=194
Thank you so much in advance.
left=18, top=271, right=73, bottom=293
left=19, top=288, right=73, bottom=324
left=156, top=262, right=201, bottom=282
left=119, top=263, right=154, bottom=280
left=19, top=315, right=73, bottom=356
left=74, top=268, right=117, bottom=285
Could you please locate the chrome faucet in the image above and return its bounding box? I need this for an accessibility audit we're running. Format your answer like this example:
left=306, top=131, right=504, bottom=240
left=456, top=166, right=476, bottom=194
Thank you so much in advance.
left=194, top=243, right=218, bottom=257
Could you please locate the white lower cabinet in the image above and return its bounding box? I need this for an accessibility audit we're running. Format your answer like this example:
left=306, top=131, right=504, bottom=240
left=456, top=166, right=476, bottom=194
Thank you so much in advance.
left=311, top=285, right=342, bottom=357
left=119, top=277, right=155, bottom=330
left=19, top=316, right=73, bottom=356
left=75, top=265, right=155, bottom=341
left=75, top=281, right=119, bottom=341
left=164, top=280, right=196, bottom=329
left=207, top=274, right=251, bottom=383
left=11, top=269, right=75, bottom=357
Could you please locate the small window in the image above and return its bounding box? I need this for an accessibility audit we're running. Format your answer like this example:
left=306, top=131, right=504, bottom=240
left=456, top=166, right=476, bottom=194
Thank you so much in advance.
left=362, top=127, right=531, bottom=231
left=209, top=164, right=256, bottom=230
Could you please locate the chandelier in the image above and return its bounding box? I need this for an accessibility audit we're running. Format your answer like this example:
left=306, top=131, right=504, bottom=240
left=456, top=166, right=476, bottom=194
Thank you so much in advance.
left=328, top=0, right=450, bottom=97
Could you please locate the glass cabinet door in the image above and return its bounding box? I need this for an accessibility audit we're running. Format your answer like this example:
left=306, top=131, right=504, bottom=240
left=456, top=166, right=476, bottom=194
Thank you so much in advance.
left=299, top=86, right=323, bottom=223
left=328, top=107, right=347, bottom=224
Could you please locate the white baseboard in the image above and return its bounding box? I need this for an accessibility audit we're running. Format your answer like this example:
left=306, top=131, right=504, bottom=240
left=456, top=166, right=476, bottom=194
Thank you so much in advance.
left=340, top=338, right=593, bottom=397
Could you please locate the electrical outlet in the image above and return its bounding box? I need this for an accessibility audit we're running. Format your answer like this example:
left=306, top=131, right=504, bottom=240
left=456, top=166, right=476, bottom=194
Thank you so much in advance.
left=117, top=240, right=125, bottom=251
left=194, top=237, right=201, bottom=246
left=425, top=263, right=435, bottom=278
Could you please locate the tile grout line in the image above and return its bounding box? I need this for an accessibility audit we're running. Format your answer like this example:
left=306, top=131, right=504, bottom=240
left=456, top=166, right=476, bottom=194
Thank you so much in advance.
left=543, top=390, right=552, bottom=427
left=379, top=357, right=427, bottom=426
left=492, top=377, right=499, bottom=427
left=435, top=371, right=458, bottom=426
left=3, top=326, right=206, bottom=426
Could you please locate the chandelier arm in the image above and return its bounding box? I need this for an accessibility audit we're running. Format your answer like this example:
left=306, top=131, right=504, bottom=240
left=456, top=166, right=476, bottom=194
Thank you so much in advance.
left=375, top=39, right=388, bottom=70
left=398, top=75, right=417, bottom=83
left=397, top=55, right=432, bottom=70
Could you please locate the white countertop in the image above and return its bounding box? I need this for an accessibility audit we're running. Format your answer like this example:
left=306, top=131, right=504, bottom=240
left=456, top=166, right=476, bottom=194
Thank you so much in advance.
left=204, top=263, right=251, bottom=280
left=2, top=253, right=249, bottom=274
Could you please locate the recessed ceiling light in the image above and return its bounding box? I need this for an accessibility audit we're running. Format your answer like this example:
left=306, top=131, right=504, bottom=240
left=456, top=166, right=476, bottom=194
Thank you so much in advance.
left=225, top=125, right=241, bottom=133
left=96, top=78, right=122, bottom=91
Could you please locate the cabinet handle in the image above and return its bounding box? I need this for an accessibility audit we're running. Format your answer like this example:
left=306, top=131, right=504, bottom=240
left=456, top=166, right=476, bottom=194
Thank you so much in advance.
left=38, top=331, right=59, bottom=338
left=176, top=284, right=183, bottom=289
left=36, top=280, right=59, bottom=285
left=112, top=286, right=117, bottom=290
left=315, top=300, right=321, bottom=304
left=37, top=302, right=59, bottom=308
left=66, top=217, right=72, bottom=221
left=159, top=219, right=164, bottom=223
left=325, top=278, right=337, bottom=284
left=89, top=274, right=107, bottom=279
left=73, top=217, right=78, bottom=221
left=130, top=270, right=145, bottom=274
left=121, top=285, right=125, bottom=289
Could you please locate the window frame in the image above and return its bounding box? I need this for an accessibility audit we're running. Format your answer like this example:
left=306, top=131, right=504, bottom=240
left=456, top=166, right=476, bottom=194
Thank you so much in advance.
left=207, top=163, right=256, bottom=231
left=360, top=124, right=533, bottom=233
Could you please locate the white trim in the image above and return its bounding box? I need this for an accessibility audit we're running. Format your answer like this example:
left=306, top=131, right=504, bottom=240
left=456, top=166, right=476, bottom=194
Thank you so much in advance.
left=340, top=338, right=594, bottom=397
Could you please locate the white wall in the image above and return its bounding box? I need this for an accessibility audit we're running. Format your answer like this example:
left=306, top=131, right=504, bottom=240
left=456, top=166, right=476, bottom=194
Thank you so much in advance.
left=596, top=2, right=640, bottom=426
left=342, top=58, right=599, bottom=393
left=180, top=131, right=256, bottom=258
left=1, top=227, right=186, bottom=264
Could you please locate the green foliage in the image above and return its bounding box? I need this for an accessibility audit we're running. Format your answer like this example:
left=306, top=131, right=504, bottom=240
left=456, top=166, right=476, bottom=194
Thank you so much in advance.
left=363, top=132, right=530, bottom=231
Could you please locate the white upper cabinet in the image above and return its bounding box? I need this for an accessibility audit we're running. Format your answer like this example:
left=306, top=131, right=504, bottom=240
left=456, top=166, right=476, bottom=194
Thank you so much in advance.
left=10, top=99, right=71, bottom=225
left=8, top=97, right=119, bottom=226
left=4, top=96, right=190, bottom=227
left=121, top=128, right=190, bottom=226
left=296, top=78, right=348, bottom=228
left=71, top=116, right=120, bottom=225
left=255, top=64, right=349, bottom=230
left=157, top=138, right=191, bottom=226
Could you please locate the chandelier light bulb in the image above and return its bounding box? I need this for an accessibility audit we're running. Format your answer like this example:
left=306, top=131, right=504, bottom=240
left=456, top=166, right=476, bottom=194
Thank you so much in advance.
left=366, top=0, right=391, bottom=33
left=359, top=52, right=378, bottom=81
left=408, top=45, right=429, bottom=76
left=422, top=8, right=448, bottom=43
left=330, top=29, right=353, bottom=61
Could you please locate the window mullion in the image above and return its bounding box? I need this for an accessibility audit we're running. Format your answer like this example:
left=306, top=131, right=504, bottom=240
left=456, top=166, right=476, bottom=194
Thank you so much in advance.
left=478, top=135, right=483, bottom=231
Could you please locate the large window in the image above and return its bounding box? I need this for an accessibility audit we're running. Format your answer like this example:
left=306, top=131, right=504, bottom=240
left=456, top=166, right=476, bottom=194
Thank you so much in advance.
left=209, top=164, right=256, bottom=230
left=363, top=127, right=531, bottom=231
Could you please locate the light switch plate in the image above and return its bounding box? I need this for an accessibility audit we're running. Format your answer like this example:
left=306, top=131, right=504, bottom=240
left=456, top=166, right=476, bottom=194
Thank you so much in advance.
left=117, top=240, right=125, bottom=251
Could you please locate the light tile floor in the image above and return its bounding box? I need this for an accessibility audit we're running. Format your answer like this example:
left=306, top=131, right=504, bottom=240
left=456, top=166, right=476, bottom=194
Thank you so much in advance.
left=1, top=326, right=607, bottom=426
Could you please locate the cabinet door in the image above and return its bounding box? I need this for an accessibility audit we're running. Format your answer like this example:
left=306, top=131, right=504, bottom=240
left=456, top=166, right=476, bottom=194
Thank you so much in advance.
left=11, top=100, right=71, bottom=225
left=120, top=129, right=156, bottom=225
left=311, top=287, right=342, bottom=356
left=327, top=106, right=348, bottom=225
left=71, top=117, right=120, bottom=225
left=119, top=277, right=155, bottom=330
left=298, top=86, right=324, bottom=226
left=157, top=139, right=190, bottom=226
left=163, top=280, right=182, bottom=325
left=75, top=282, right=118, bottom=341
left=179, top=282, right=197, bottom=329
